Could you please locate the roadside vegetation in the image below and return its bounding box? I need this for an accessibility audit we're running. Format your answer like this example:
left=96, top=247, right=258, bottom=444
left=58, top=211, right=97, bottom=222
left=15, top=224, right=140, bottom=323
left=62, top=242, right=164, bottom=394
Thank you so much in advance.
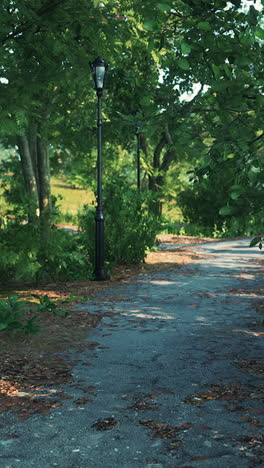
left=0, top=0, right=263, bottom=323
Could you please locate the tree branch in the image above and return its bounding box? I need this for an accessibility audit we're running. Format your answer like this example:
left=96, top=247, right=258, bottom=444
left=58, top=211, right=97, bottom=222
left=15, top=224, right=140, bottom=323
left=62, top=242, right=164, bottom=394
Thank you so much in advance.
left=1, top=0, right=68, bottom=44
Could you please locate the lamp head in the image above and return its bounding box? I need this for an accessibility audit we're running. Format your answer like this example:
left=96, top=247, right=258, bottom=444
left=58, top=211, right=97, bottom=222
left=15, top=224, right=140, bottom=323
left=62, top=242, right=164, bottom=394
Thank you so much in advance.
left=90, top=57, right=108, bottom=96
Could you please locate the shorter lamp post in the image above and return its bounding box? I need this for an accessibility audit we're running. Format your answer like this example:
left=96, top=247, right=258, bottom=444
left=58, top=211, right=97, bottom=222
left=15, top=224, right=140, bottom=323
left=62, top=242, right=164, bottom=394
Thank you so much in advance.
left=136, top=126, right=141, bottom=191
left=90, top=57, right=108, bottom=280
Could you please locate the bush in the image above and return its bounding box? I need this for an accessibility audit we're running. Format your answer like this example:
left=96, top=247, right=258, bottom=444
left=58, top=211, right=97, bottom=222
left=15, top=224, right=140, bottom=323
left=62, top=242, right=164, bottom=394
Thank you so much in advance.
left=37, top=228, right=94, bottom=281
left=0, top=295, right=40, bottom=334
left=177, top=155, right=264, bottom=238
left=0, top=222, right=41, bottom=283
left=78, top=178, right=160, bottom=266
left=177, top=186, right=227, bottom=232
left=0, top=220, right=93, bottom=283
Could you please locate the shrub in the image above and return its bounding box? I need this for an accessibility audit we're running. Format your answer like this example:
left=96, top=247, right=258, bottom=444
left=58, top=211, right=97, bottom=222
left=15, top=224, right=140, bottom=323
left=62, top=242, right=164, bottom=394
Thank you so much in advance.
left=0, top=220, right=93, bottom=283
left=37, top=228, right=94, bottom=281
left=0, top=295, right=40, bottom=334
left=0, top=222, right=41, bottom=283
left=78, top=178, right=160, bottom=266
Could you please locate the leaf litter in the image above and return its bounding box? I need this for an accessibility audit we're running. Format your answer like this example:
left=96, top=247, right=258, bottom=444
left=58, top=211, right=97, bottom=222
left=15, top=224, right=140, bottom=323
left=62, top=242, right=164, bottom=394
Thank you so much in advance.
left=184, top=383, right=264, bottom=405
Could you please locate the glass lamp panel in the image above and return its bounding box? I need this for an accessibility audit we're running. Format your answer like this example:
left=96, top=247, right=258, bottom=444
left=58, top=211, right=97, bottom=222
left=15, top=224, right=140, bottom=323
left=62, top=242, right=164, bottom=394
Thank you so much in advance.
left=95, top=66, right=105, bottom=89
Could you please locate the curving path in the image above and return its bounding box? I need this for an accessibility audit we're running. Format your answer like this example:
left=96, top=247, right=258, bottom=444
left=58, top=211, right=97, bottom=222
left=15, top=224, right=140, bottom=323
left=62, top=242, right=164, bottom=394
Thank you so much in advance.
left=0, top=239, right=263, bottom=468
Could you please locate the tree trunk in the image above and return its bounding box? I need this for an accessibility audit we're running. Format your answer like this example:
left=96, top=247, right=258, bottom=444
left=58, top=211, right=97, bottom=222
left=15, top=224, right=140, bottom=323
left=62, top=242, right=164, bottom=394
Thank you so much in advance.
left=37, top=136, right=52, bottom=251
left=148, top=135, right=166, bottom=215
left=17, top=132, right=52, bottom=246
left=29, top=133, right=39, bottom=193
left=17, top=135, right=40, bottom=220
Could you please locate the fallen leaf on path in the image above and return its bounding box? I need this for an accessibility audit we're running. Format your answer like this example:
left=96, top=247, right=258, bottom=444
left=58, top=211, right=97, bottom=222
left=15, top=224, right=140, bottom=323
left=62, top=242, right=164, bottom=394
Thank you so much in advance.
left=75, top=398, right=92, bottom=405
left=92, top=417, right=118, bottom=431
left=184, top=383, right=264, bottom=404
left=82, top=386, right=96, bottom=393
left=139, top=420, right=192, bottom=439
left=127, top=400, right=158, bottom=411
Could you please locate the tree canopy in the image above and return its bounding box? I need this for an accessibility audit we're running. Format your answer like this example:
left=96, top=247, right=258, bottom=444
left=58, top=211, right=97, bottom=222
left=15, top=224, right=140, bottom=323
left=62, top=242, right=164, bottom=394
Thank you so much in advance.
left=0, top=0, right=263, bottom=228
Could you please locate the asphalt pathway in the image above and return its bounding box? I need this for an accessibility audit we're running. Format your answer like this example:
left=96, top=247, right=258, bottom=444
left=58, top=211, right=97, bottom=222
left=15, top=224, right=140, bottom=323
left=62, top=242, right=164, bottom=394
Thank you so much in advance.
left=1, top=239, right=263, bottom=468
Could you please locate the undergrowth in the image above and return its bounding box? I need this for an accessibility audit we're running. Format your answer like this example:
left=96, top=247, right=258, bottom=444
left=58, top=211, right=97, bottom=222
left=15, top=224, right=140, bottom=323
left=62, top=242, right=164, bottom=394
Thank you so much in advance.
left=0, top=293, right=86, bottom=335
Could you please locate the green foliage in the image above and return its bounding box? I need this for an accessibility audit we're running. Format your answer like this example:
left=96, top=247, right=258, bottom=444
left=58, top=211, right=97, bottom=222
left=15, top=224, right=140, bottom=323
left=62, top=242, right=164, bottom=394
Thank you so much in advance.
left=78, top=178, right=161, bottom=266
left=0, top=291, right=79, bottom=335
left=177, top=184, right=228, bottom=234
left=103, top=180, right=161, bottom=264
left=36, top=228, right=94, bottom=282
left=32, top=294, right=69, bottom=317
left=0, top=158, right=34, bottom=222
left=0, top=220, right=93, bottom=283
left=0, top=222, right=42, bottom=283
left=0, top=296, right=40, bottom=334
left=250, top=236, right=263, bottom=250
left=1, top=0, right=263, bottom=245
left=177, top=143, right=264, bottom=238
left=0, top=295, right=24, bottom=331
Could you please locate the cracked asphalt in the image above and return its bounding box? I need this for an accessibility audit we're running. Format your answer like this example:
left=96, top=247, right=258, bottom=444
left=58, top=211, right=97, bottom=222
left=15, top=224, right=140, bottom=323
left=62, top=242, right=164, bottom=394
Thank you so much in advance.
left=0, top=239, right=263, bottom=468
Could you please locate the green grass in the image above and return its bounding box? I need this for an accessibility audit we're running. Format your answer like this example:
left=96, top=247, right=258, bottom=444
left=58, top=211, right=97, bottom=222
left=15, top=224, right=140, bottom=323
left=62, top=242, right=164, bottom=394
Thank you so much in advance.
left=1, top=177, right=186, bottom=228
left=51, top=179, right=95, bottom=221
left=0, top=178, right=95, bottom=225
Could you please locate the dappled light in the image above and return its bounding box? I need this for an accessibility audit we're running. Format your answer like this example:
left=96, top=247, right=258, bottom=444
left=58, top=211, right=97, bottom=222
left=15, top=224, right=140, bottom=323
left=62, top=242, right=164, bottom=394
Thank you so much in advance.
left=121, top=309, right=175, bottom=320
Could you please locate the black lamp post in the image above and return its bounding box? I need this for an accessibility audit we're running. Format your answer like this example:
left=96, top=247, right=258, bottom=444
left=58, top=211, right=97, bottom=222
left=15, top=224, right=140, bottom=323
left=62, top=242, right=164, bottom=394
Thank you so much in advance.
left=136, top=126, right=141, bottom=191
left=90, top=57, right=108, bottom=280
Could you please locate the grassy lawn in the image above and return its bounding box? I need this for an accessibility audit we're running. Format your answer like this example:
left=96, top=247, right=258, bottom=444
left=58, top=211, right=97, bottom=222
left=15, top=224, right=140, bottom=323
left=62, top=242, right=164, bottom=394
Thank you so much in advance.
left=0, top=178, right=95, bottom=224
left=51, top=179, right=95, bottom=219
left=1, top=176, right=184, bottom=227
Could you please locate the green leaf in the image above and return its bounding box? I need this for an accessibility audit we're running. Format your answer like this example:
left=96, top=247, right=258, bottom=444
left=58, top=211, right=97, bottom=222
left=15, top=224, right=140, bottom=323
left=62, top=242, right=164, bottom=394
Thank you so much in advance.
left=202, top=137, right=216, bottom=147
left=0, top=323, right=8, bottom=330
left=223, top=64, right=232, bottom=79
left=256, top=95, right=264, bottom=105
left=0, top=301, right=9, bottom=313
left=116, top=112, right=135, bottom=123
left=140, top=96, right=152, bottom=106
left=235, top=56, right=251, bottom=66
left=211, top=80, right=230, bottom=92
left=157, top=3, right=171, bottom=11
left=143, top=20, right=156, bottom=31
left=178, top=58, right=190, bottom=70
left=197, top=22, right=212, bottom=31
left=151, top=49, right=161, bottom=65
left=181, top=41, right=191, bottom=55
left=230, top=191, right=240, bottom=200
left=250, top=236, right=262, bottom=247
left=255, top=28, right=264, bottom=41
left=240, top=32, right=254, bottom=45
left=219, top=206, right=236, bottom=215
left=212, top=64, right=221, bottom=78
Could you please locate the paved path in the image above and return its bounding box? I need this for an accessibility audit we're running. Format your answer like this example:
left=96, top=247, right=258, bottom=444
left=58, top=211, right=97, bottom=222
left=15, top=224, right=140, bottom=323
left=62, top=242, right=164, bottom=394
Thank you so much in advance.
left=1, top=239, right=263, bottom=468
